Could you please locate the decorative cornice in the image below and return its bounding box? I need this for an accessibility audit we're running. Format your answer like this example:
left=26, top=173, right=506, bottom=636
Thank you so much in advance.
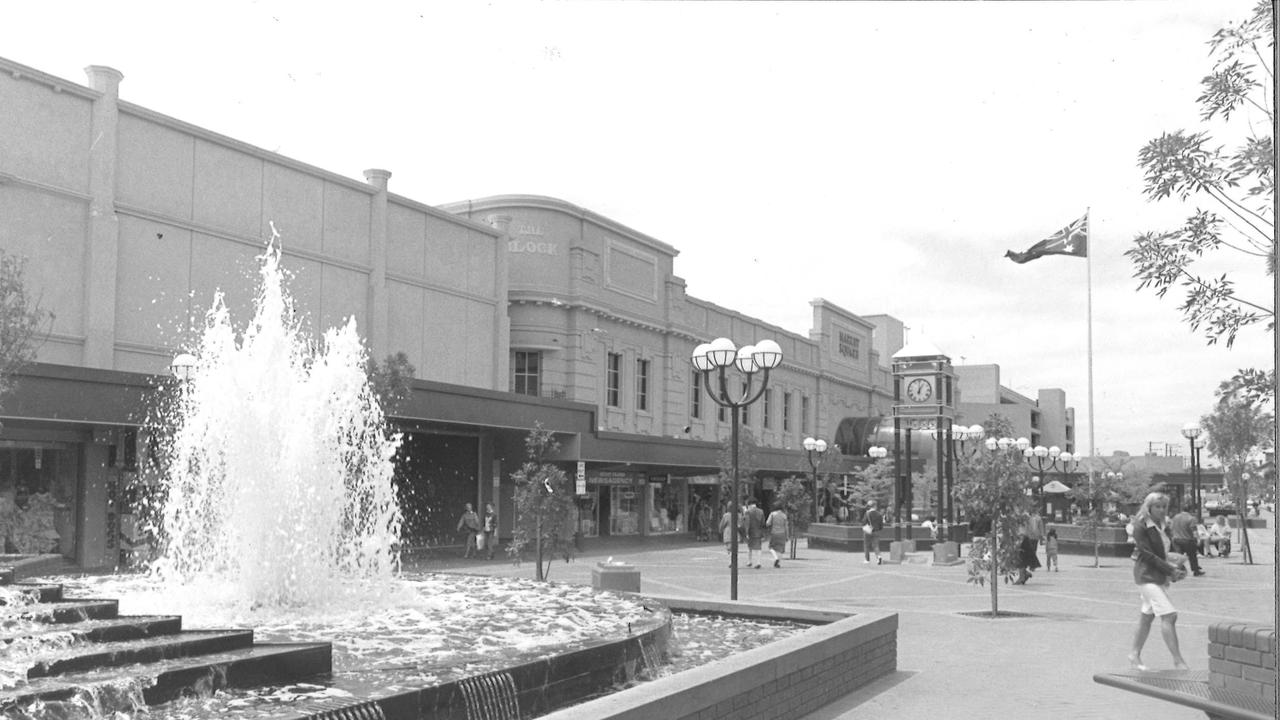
left=0, top=57, right=99, bottom=100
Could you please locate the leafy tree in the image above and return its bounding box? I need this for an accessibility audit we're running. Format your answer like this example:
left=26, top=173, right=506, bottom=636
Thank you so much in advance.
left=1201, top=388, right=1274, bottom=564
left=772, top=477, right=812, bottom=559
left=846, top=458, right=894, bottom=515
left=508, top=424, right=577, bottom=580
left=1125, top=1, right=1274, bottom=401
left=0, top=252, right=51, bottom=424
left=366, top=351, right=416, bottom=415
left=952, top=414, right=1034, bottom=616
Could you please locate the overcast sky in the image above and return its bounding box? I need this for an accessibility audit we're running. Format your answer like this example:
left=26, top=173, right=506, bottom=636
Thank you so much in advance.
left=4, top=0, right=1272, bottom=459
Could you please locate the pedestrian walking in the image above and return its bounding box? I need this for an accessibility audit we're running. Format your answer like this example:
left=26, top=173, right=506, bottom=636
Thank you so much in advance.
left=862, top=500, right=883, bottom=564
left=719, top=503, right=740, bottom=567
left=1014, top=514, right=1041, bottom=585
left=1025, top=511, right=1045, bottom=562
left=1169, top=505, right=1205, bottom=576
left=456, top=502, right=482, bottom=559
left=1128, top=491, right=1190, bottom=671
left=742, top=499, right=765, bottom=569
left=1045, top=528, right=1060, bottom=571
left=482, top=502, right=498, bottom=560
left=765, top=502, right=788, bottom=568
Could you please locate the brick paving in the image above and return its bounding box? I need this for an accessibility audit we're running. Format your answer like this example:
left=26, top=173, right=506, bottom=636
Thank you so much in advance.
left=412, top=517, right=1276, bottom=719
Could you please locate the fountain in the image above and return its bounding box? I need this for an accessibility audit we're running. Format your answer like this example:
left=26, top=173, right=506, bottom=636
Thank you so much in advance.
left=2, top=238, right=898, bottom=720
left=0, top=239, right=672, bottom=719
left=149, top=240, right=402, bottom=609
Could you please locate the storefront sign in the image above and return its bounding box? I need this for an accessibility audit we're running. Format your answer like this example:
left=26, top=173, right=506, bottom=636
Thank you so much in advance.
left=686, top=475, right=720, bottom=485
left=508, top=239, right=559, bottom=255
left=588, top=470, right=643, bottom=485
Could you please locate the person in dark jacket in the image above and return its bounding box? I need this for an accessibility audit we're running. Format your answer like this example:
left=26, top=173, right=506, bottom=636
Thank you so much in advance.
left=1128, top=492, right=1189, bottom=671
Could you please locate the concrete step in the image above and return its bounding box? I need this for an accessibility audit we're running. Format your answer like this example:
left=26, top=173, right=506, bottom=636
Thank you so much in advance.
left=0, top=642, right=332, bottom=713
left=18, top=629, right=257, bottom=680
left=4, top=598, right=119, bottom=624
left=0, top=614, right=183, bottom=646
left=2, top=582, right=65, bottom=604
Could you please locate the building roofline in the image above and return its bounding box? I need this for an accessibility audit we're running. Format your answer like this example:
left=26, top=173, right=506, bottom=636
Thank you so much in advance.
left=437, top=194, right=679, bottom=257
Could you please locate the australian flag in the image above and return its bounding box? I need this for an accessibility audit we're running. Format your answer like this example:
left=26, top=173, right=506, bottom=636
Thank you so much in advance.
left=1006, top=214, right=1089, bottom=264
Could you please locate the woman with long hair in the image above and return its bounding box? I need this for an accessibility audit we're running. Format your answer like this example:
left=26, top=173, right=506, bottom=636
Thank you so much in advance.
left=1128, top=491, right=1189, bottom=671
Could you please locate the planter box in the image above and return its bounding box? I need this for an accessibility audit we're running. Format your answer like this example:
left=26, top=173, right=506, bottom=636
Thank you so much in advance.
left=1047, top=523, right=1134, bottom=557
left=806, top=523, right=959, bottom=553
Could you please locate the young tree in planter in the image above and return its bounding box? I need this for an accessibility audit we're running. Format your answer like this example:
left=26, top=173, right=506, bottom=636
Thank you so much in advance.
left=952, top=414, right=1033, bottom=617
left=1069, top=460, right=1150, bottom=569
left=846, top=458, right=894, bottom=517
left=773, top=477, right=812, bottom=560
left=1201, top=388, right=1274, bottom=564
left=508, top=424, right=577, bottom=581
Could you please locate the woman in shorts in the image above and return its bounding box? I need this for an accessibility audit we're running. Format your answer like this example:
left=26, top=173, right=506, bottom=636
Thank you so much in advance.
left=1128, top=491, right=1189, bottom=671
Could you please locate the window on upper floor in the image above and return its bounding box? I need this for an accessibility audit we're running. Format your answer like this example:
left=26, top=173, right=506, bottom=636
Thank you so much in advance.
left=513, top=350, right=541, bottom=397
left=740, top=382, right=749, bottom=425
left=782, top=391, right=792, bottom=432
left=636, top=358, right=650, bottom=412
left=762, top=388, right=772, bottom=429
left=691, top=370, right=702, bottom=419
left=606, top=352, right=622, bottom=408
left=801, top=395, right=811, bottom=435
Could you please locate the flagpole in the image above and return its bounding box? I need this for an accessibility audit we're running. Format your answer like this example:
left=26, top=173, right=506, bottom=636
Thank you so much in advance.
left=1086, top=208, right=1096, bottom=500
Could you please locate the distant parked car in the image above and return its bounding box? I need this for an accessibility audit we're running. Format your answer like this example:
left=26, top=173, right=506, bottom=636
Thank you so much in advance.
left=1205, top=498, right=1235, bottom=516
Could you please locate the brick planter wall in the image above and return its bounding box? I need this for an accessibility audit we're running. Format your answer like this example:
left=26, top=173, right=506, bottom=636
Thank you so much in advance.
left=540, top=599, right=898, bottom=720
left=1208, top=622, right=1277, bottom=701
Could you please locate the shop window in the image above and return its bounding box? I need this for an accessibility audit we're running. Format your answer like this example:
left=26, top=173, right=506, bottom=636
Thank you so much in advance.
left=606, top=353, right=622, bottom=408
left=611, top=486, right=640, bottom=534
left=647, top=481, right=684, bottom=534
left=0, top=444, right=77, bottom=556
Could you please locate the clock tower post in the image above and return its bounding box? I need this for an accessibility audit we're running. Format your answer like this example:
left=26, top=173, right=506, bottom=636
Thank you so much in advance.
left=890, top=338, right=956, bottom=548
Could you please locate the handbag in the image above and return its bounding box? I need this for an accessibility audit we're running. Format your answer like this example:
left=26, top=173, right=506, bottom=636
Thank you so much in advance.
left=475, top=532, right=486, bottom=550
left=862, top=523, right=873, bottom=534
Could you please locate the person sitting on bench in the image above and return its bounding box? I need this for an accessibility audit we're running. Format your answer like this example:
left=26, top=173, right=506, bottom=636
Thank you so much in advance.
left=1206, top=516, right=1231, bottom=558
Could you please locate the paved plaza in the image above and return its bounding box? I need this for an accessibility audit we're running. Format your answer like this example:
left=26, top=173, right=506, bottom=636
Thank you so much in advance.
left=418, top=519, right=1276, bottom=719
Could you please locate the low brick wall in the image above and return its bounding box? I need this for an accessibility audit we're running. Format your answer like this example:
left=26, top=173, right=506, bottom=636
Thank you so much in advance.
left=1208, top=622, right=1277, bottom=701
left=540, top=597, right=898, bottom=720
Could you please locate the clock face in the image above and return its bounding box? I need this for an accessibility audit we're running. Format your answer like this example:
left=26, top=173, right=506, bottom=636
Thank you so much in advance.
left=906, top=378, right=933, bottom=403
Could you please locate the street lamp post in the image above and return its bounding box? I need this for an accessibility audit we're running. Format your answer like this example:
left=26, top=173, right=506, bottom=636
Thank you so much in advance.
left=1023, top=445, right=1075, bottom=515
left=691, top=337, right=783, bottom=601
left=170, top=353, right=196, bottom=381
left=803, top=437, right=828, bottom=524
left=1181, top=423, right=1204, bottom=522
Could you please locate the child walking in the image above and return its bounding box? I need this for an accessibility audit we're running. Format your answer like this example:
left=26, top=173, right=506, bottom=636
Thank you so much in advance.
left=1045, top=527, right=1060, bottom=572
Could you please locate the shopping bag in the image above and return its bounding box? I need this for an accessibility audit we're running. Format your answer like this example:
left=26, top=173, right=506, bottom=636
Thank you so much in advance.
left=475, top=532, right=485, bottom=550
